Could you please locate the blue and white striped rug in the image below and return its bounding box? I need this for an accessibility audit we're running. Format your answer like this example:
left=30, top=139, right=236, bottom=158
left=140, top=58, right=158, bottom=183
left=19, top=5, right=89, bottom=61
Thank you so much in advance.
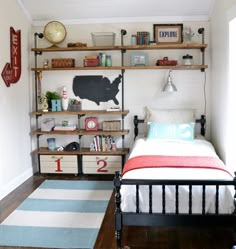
left=0, top=180, right=113, bottom=248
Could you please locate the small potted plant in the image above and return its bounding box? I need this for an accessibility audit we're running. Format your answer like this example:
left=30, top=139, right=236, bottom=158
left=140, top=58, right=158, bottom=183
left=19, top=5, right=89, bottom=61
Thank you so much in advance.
left=45, top=91, right=61, bottom=111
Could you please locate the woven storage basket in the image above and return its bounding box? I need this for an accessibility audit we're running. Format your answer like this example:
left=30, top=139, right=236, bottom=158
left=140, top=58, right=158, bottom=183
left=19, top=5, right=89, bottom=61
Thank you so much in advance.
left=51, top=58, right=75, bottom=68
left=102, top=120, right=121, bottom=131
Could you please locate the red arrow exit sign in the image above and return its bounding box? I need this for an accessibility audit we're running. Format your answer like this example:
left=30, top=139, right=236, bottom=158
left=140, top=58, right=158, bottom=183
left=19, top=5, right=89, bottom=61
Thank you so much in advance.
left=1, top=27, right=21, bottom=87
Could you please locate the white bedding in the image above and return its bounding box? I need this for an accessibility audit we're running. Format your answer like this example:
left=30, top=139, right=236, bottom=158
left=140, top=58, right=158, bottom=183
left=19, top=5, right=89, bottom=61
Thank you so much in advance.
left=121, top=137, right=235, bottom=214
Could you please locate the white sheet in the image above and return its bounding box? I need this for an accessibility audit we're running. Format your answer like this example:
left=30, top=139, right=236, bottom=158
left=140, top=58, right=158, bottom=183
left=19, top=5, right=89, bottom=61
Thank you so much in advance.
left=121, top=137, right=235, bottom=214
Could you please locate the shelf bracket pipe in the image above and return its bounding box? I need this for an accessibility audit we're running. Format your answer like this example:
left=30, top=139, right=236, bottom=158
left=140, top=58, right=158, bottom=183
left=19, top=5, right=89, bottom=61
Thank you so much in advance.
left=120, top=29, right=127, bottom=150
left=198, top=28, right=205, bottom=72
left=34, top=33, right=44, bottom=112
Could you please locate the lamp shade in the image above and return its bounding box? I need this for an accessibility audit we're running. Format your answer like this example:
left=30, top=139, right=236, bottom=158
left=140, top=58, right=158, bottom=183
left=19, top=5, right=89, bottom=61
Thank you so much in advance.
left=162, top=71, right=177, bottom=92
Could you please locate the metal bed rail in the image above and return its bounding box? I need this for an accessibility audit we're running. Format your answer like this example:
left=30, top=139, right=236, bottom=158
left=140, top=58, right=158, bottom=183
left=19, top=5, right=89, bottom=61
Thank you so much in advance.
left=114, top=171, right=236, bottom=248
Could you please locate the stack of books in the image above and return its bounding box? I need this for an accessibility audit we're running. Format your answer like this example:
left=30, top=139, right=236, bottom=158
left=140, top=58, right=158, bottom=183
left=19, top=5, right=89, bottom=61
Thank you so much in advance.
left=136, top=31, right=150, bottom=45
left=91, top=135, right=116, bottom=152
left=84, top=55, right=99, bottom=67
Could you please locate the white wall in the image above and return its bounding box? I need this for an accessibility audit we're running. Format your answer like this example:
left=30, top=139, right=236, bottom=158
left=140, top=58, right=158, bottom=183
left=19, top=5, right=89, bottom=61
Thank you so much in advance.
left=0, top=0, right=32, bottom=200
left=0, top=2, right=212, bottom=200
left=210, top=0, right=236, bottom=163
left=31, top=21, right=210, bottom=150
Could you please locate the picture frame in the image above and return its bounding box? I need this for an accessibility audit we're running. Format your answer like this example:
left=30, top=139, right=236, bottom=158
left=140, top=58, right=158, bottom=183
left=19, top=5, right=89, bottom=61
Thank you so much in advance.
left=131, top=52, right=148, bottom=66
left=153, top=24, right=183, bottom=44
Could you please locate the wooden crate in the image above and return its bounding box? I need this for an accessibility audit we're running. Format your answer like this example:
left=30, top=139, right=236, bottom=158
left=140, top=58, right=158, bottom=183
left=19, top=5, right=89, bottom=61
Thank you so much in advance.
left=40, top=155, right=78, bottom=174
left=83, top=155, right=121, bottom=174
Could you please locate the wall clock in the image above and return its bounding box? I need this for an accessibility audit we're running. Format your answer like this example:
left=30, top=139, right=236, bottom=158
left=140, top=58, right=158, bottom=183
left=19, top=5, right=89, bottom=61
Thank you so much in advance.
left=43, top=21, right=67, bottom=45
left=85, top=117, right=98, bottom=131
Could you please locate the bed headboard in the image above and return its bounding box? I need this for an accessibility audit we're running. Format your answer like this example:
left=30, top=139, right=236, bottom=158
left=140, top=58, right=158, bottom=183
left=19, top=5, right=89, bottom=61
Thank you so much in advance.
left=133, top=114, right=206, bottom=140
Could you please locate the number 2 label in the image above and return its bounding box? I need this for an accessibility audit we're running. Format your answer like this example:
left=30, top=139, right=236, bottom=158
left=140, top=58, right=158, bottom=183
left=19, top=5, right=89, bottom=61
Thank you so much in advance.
left=97, top=158, right=108, bottom=173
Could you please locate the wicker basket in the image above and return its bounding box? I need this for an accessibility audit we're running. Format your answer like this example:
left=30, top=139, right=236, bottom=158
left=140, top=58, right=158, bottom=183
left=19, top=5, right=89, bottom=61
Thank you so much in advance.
left=102, top=120, right=121, bottom=131
left=51, top=58, right=75, bottom=68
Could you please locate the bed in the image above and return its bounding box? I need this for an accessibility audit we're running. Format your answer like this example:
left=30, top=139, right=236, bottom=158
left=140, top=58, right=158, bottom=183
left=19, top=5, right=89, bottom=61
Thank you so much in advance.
left=114, top=108, right=236, bottom=248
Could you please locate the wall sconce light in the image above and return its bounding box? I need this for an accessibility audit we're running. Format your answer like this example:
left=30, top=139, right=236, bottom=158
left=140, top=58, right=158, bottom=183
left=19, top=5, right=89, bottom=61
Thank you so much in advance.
left=162, top=70, right=177, bottom=92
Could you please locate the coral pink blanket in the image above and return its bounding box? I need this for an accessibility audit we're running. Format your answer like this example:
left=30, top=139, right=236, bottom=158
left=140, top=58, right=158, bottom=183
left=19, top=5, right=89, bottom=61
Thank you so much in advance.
left=122, top=155, right=233, bottom=177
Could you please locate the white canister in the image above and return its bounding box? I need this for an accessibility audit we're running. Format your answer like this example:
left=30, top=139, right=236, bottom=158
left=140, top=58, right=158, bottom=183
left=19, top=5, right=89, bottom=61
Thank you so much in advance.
left=182, top=54, right=193, bottom=65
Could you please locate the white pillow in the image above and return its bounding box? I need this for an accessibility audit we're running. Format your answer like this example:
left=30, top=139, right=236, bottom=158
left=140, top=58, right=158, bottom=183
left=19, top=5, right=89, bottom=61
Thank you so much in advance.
left=144, top=107, right=196, bottom=123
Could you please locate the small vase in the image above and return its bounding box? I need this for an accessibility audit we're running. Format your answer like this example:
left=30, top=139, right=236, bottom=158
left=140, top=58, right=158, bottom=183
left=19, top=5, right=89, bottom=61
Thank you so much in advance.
left=62, top=86, right=69, bottom=111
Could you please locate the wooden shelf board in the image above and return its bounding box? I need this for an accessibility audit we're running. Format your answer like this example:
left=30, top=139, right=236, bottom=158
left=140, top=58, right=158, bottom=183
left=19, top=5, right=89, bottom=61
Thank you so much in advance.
left=122, top=43, right=208, bottom=50
left=81, top=147, right=129, bottom=155
left=32, top=129, right=79, bottom=135
left=32, top=65, right=208, bottom=71
left=32, top=110, right=129, bottom=116
left=32, top=147, right=129, bottom=155
left=121, top=65, right=208, bottom=70
left=31, top=43, right=207, bottom=53
left=79, top=129, right=129, bottom=136
left=31, top=45, right=121, bottom=52
left=31, top=66, right=123, bottom=71
left=32, top=129, right=129, bottom=136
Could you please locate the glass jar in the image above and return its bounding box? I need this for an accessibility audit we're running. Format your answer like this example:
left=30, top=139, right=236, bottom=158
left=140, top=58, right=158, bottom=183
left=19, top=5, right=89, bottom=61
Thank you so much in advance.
left=182, top=54, right=193, bottom=65
left=105, top=55, right=112, bottom=67
left=47, top=138, right=56, bottom=150
left=131, top=35, right=137, bottom=45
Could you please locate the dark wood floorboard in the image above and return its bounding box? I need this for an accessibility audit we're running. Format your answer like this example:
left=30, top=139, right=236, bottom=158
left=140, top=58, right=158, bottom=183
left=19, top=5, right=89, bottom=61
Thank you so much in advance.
left=0, top=174, right=235, bottom=249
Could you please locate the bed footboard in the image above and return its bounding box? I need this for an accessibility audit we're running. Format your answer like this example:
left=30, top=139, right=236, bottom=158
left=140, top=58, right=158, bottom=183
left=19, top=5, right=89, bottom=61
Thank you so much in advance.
left=114, top=171, right=236, bottom=248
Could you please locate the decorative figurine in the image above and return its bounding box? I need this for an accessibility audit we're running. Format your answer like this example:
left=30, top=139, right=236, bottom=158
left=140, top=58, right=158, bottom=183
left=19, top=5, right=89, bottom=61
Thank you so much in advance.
left=43, top=59, right=49, bottom=68
left=62, top=86, right=69, bottom=111
left=40, top=94, right=48, bottom=112
left=183, top=26, right=194, bottom=43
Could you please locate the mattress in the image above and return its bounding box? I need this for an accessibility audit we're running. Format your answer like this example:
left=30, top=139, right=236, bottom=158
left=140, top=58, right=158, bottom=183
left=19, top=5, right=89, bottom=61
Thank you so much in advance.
left=121, top=137, right=234, bottom=214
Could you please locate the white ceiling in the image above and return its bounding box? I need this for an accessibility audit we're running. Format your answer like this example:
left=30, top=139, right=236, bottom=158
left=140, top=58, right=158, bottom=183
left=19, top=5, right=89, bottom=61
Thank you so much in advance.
left=18, top=0, right=215, bottom=25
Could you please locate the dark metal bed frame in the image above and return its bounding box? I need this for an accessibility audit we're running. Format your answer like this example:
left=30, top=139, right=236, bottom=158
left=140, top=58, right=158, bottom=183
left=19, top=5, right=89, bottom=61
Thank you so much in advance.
left=114, top=115, right=236, bottom=248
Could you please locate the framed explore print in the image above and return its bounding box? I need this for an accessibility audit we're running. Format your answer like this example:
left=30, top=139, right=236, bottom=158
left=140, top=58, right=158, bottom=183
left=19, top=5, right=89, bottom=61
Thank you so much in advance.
left=153, top=24, right=183, bottom=44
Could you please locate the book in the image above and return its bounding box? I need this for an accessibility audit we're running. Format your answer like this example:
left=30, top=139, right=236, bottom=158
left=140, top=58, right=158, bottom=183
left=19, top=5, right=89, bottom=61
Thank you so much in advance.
left=85, top=55, right=98, bottom=59
left=106, top=107, right=121, bottom=112
left=53, top=125, right=76, bottom=131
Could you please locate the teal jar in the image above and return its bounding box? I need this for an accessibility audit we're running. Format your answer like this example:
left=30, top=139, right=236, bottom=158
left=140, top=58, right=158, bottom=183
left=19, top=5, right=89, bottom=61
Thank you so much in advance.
left=105, top=55, right=112, bottom=67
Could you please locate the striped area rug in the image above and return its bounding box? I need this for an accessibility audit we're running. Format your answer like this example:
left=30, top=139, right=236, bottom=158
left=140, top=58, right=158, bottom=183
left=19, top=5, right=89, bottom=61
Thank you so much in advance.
left=0, top=180, right=113, bottom=249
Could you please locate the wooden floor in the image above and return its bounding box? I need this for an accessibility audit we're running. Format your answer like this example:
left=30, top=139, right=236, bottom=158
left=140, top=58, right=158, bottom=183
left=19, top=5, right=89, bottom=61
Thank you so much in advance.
left=0, top=174, right=235, bottom=249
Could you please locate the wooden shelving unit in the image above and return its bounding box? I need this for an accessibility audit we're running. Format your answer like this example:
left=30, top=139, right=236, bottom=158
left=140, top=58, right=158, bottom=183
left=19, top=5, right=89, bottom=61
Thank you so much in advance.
left=32, top=29, right=207, bottom=175
left=31, top=43, right=208, bottom=72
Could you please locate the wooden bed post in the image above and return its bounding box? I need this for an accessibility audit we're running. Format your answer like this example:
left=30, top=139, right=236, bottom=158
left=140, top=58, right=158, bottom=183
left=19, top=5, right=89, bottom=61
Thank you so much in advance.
left=196, top=115, right=206, bottom=136
left=233, top=172, right=236, bottom=214
left=233, top=172, right=236, bottom=244
left=114, top=171, right=122, bottom=248
left=134, top=115, right=144, bottom=140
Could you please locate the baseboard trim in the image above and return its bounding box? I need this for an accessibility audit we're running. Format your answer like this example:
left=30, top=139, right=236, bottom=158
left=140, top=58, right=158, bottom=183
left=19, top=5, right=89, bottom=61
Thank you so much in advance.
left=0, top=168, right=33, bottom=201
